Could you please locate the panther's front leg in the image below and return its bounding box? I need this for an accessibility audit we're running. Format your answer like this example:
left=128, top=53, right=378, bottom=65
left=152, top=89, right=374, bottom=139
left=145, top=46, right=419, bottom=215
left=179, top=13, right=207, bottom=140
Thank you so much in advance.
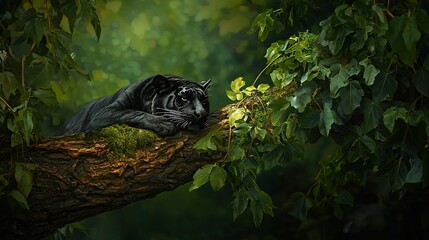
left=87, top=107, right=178, bottom=136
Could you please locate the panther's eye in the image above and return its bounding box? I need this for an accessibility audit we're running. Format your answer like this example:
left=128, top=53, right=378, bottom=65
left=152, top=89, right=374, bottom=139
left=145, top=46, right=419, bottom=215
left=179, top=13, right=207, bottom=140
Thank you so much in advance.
left=180, top=96, right=189, bottom=102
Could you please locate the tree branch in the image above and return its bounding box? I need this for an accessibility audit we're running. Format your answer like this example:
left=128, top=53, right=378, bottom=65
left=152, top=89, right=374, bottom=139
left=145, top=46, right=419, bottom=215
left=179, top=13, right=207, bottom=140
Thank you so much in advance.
left=0, top=107, right=231, bottom=240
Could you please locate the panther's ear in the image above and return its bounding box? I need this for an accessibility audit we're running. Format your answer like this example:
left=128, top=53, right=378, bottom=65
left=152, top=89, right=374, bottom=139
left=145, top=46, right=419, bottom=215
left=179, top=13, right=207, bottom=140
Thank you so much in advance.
left=200, top=79, right=211, bottom=92
left=152, top=75, right=171, bottom=93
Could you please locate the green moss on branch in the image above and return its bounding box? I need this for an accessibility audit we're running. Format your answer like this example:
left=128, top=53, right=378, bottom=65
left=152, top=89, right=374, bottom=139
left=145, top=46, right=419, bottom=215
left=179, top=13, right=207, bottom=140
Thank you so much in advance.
left=86, top=124, right=157, bottom=158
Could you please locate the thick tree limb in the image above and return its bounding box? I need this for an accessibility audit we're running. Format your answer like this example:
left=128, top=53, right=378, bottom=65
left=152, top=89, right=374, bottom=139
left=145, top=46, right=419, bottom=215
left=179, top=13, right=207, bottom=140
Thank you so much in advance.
left=0, top=107, right=230, bottom=240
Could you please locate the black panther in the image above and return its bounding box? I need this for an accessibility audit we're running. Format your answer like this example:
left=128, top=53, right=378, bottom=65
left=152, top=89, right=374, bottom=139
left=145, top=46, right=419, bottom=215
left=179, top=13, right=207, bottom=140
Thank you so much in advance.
left=58, top=75, right=211, bottom=136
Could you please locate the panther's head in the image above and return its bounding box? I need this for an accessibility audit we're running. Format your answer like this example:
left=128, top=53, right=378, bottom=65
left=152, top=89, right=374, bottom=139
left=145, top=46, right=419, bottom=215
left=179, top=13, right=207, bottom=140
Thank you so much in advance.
left=151, top=75, right=211, bottom=130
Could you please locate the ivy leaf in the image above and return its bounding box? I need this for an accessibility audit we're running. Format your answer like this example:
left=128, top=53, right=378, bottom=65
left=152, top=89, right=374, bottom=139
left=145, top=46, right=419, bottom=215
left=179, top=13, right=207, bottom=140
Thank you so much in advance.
left=412, top=69, right=429, bottom=97
left=15, top=162, right=37, bottom=197
left=359, top=59, right=380, bottom=86
left=242, top=85, right=256, bottom=96
left=0, top=72, right=20, bottom=100
left=372, top=72, right=398, bottom=102
left=261, top=144, right=286, bottom=170
left=299, top=109, right=320, bottom=129
left=257, top=84, right=270, bottom=93
left=228, top=108, right=246, bottom=127
left=386, top=14, right=417, bottom=66
left=330, top=64, right=349, bottom=95
left=27, top=18, right=45, bottom=45
left=383, top=107, right=408, bottom=133
left=230, top=77, right=245, bottom=93
left=402, top=14, right=421, bottom=52
left=286, top=192, right=313, bottom=221
left=227, top=146, right=245, bottom=162
left=9, top=190, right=29, bottom=210
left=232, top=190, right=249, bottom=220
left=227, top=77, right=246, bottom=100
left=249, top=9, right=275, bottom=42
left=328, top=25, right=353, bottom=55
left=189, top=164, right=215, bottom=191
left=194, top=128, right=220, bottom=151
left=88, top=0, right=101, bottom=42
left=362, top=99, right=384, bottom=133
left=209, top=165, right=227, bottom=191
left=33, top=88, right=58, bottom=108
left=406, top=156, right=422, bottom=183
left=330, top=62, right=360, bottom=95
left=319, top=98, right=335, bottom=136
left=339, top=80, right=364, bottom=115
left=289, top=82, right=316, bottom=113
left=249, top=189, right=274, bottom=227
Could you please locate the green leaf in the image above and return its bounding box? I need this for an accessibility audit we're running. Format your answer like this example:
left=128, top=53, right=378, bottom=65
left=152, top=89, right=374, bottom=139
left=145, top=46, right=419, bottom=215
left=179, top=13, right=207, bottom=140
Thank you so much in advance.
left=242, top=85, right=256, bottom=96
left=299, top=109, right=320, bottom=129
left=329, top=25, right=353, bottom=55
left=209, top=165, right=227, bottom=191
left=233, top=123, right=252, bottom=134
left=250, top=127, right=267, bottom=141
left=402, top=14, right=421, bottom=52
left=383, top=107, right=408, bottom=133
left=226, top=90, right=238, bottom=101
left=362, top=99, right=384, bottom=133
left=228, top=108, right=246, bottom=127
left=233, top=190, right=249, bottom=220
left=286, top=192, right=312, bottom=221
left=9, top=190, right=29, bottom=209
left=257, top=84, right=270, bottom=93
left=227, top=146, right=245, bottom=162
left=359, top=59, right=380, bottom=86
left=249, top=9, right=275, bottom=42
left=330, top=62, right=360, bottom=95
left=0, top=72, right=20, bottom=100
left=88, top=1, right=101, bottom=41
left=289, top=82, right=316, bottom=113
left=261, top=144, right=285, bottom=170
left=15, top=163, right=37, bottom=198
left=339, top=80, right=364, bottom=115
left=189, top=164, right=215, bottom=191
left=193, top=128, right=220, bottom=151
left=249, top=189, right=274, bottom=227
left=359, top=135, right=377, bottom=153
left=24, top=15, right=45, bottom=45
left=412, top=69, right=429, bottom=97
left=269, top=99, right=291, bottom=126
left=319, top=99, right=335, bottom=136
left=406, top=156, right=422, bottom=183
left=386, top=14, right=417, bottom=66
left=33, top=88, right=58, bottom=108
left=230, top=77, right=245, bottom=93
left=372, top=72, right=398, bottom=102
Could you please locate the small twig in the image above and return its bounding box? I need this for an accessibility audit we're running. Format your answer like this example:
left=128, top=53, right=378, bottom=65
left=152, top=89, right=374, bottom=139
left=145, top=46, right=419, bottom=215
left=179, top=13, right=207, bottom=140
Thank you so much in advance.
left=0, top=96, right=15, bottom=117
left=385, top=0, right=395, bottom=18
left=45, top=0, right=52, bottom=32
left=253, top=54, right=282, bottom=86
left=21, top=43, right=36, bottom=87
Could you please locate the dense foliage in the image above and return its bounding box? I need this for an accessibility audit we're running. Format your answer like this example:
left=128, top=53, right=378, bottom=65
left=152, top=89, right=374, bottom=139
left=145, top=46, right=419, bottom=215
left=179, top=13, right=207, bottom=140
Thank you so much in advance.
left=191, top=0, right=429, bottom=238
left=0, top=0, right=101, bottom=213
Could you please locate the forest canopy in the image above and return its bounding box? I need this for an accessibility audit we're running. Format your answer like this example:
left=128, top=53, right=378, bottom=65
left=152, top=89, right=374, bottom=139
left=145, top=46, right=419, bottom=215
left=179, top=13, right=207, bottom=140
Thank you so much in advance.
left=1, top=0, right=429, bottom=239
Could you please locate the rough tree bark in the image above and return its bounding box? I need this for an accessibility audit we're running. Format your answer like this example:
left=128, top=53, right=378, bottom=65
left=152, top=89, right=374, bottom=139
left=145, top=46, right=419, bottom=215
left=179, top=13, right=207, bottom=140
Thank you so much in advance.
left=0, top=107, right=230, bottom=240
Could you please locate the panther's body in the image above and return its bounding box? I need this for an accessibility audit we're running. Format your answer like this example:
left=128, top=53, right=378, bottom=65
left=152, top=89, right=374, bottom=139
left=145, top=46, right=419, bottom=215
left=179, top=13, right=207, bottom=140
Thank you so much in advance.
left=58, top=75, right=211, bottom=136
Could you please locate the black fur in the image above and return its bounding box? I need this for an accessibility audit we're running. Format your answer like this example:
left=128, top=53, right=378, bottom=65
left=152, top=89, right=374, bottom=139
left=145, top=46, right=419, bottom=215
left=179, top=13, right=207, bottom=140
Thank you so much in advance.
left=57, top=75, right=211, bottom=136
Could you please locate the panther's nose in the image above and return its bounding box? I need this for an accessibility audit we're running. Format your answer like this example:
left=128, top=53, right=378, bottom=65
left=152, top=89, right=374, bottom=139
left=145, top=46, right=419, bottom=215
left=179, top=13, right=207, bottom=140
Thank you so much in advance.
left=194, top=110, right=206, bottom=119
